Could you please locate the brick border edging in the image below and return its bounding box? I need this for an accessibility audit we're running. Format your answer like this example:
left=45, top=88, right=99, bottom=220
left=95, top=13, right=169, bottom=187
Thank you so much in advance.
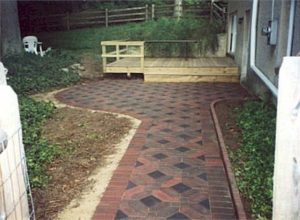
left=92, top=119, right=152, bottom=220
left=210, top=99, right=247, bottom=220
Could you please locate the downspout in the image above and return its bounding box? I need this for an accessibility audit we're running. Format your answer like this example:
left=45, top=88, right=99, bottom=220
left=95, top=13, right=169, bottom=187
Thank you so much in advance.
left=286, top=0, right=296, bottom=56
left=250, top=0, right=278, bottom=97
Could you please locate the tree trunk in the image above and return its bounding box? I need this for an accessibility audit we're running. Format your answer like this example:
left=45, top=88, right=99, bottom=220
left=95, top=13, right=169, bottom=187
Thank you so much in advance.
left=174, top=0, right=183, bottom=19
left=1, top=0, right=22, bottom=56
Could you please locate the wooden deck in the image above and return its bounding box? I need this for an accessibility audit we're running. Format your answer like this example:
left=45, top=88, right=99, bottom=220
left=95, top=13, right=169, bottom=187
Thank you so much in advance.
left=101, top=41, right=239, bottom=82
left=105, top=57, right=240, bottom=82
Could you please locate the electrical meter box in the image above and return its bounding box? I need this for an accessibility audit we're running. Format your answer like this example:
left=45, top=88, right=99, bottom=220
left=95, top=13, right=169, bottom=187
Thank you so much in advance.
left=261, top=20, right=278, bottom=46
left=269, top=20, right=278, bottom=45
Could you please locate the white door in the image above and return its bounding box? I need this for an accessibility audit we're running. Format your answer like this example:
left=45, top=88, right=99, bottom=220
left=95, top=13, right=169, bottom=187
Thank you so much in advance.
left=228, top=13, right=237, bottom=54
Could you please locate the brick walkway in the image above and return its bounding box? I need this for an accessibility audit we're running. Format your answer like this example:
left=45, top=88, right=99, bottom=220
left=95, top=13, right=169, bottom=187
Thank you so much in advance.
left=56, top=80, right=248, bottom=220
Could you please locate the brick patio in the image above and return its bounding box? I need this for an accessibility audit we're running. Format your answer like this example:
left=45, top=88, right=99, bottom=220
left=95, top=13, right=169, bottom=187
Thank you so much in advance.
left=56, top=80, right=248, bottom=220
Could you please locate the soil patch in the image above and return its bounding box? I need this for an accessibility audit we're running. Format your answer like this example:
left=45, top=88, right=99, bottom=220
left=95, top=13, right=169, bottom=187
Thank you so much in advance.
left=214, top=100, right=252, bottom=219
left=32, top=107, right=132, bottom=220
left=214, top=100, right=243, bottom=150
left=80, top=53, right=103, bottom=79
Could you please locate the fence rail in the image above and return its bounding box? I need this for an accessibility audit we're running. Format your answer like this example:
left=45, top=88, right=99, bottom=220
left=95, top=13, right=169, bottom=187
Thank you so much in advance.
left=22, top=2, right=226, bottom=32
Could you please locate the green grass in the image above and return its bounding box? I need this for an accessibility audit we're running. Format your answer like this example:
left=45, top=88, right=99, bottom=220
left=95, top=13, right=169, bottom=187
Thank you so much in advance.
left=38, top=17, right=221, bottom=57
left=229, top=101, right=276, bottom=219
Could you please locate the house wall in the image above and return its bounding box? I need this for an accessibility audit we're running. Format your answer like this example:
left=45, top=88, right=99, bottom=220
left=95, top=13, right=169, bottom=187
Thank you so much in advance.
left=227, top=0, right=298, bottom=99
left=292, top=1, right=300, bottom=55
left=256, top=0, right=290, bottom=87
left=227, top=0, right=252, bottom=73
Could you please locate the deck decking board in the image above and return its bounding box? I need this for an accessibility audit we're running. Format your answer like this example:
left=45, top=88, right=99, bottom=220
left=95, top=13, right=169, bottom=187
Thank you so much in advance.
left=104, top=57, right=240, bottom=82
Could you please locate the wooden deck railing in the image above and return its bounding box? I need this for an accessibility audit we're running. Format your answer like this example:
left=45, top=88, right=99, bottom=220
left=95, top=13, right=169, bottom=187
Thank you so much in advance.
left=101, top=41, right=144, bottom=75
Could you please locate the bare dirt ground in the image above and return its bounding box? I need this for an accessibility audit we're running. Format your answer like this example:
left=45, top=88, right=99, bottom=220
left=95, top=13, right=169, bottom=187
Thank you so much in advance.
left=32, top=107, right=131, bottom=219
left=30, top=53, right=143, bottom=219
left=214, top=100, right=252, bottom=218
left=215, top=100, right=243, bottom=150
left=79, top=53, right=103, bottom=79
left=31, top=89, right=140, bottom=220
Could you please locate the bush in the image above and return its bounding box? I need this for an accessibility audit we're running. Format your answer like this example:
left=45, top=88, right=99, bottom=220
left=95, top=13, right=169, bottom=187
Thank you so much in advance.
left=4, top=50, right=80, bottom=95
left=20, top=97, right=60, bottom=188
left=39, top=17, right=221, bottom=57
left=229, top=101, right=276, bottom=219
left=141, top=17, right=220, bottom=57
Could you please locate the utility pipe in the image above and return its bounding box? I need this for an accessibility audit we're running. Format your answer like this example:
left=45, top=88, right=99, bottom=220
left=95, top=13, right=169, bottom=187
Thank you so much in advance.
left=271, top=0, right=275, bottom=20
left=287, top=0, right=296, bottom=56
left=250, top=0, right=278, bottom=97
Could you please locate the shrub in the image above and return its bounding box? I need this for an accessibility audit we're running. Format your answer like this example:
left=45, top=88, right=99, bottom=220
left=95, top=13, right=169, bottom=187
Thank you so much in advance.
left=20, top=97, right=60, bottom=188
left=39, top=17, right=221, bottom=57
left=142, top=17, right=220, bottom=57
left=4, top=50, right=80, bottom=95
left=230, top=101, right=276, bottom=219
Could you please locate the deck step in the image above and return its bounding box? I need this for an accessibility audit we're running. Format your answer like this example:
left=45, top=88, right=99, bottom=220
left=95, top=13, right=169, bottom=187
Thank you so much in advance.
left=144, top=66, right=239, bottom=82
left=144, top=74, right=239, bottom=82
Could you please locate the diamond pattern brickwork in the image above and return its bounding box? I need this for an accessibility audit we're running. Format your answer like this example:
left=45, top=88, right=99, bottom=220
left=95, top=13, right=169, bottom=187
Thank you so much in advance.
left=57, top=80, right=249, bottom=219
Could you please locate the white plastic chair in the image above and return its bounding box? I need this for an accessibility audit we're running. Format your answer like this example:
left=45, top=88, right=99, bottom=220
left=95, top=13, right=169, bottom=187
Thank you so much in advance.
left=22, top=36, right=46, bottom=57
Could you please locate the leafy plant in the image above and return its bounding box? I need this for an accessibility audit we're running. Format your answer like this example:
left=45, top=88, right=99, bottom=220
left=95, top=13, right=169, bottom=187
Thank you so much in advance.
left=229, top=101, right=276, bottom=219
left=20, top=97, right=60, bottom=187
left=38, top=17, right=221, bottom=57
left=4, top=50, right=80, bottom=95
left=3, top=50, right=81, bottom=188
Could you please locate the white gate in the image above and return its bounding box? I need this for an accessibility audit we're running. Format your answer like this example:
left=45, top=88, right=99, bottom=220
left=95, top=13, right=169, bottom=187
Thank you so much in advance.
left=0, top=62, right=35, bottom=220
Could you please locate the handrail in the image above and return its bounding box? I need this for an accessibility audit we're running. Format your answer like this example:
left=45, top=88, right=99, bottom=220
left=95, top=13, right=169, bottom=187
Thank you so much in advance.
left=101, top=41, right=144, bottom=74
left=145, top=40, right=199, bottom=43
left=101, top=41, right=144, bottom=46
left=212, top=2, right=226, bottom=13
left=145, top=40, right=201, bottom=59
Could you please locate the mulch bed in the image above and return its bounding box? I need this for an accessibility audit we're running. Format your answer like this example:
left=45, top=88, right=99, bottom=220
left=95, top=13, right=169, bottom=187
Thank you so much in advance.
left=32, top=107, right=132, bottom=220
left=214, top=100, right=252, bottom=219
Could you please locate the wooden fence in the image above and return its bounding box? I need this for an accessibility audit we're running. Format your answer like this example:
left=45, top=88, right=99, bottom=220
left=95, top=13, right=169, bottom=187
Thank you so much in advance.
left=22, top=2, right=224, bottom=32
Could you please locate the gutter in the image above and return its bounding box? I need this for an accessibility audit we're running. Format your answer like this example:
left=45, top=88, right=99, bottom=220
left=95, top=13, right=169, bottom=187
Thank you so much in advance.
left=250, top=0, right=278, bottom=97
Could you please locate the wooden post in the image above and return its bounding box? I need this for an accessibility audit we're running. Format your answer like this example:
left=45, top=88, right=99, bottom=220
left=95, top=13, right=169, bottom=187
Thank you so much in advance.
left=0, top=86, right=30, bottom=219
left=145, top=4, right=149, bottom=21
left=116, top=44, right=120, bottom=61
left=273, top=57, right=300, bottom=219
left=0, top=165, right=4, bottom=219
left=0, top=1, right=2, bottom=59
left=66, top=12, right=70, bottom=30
left=184, top=41, right=188, bottom=60
left=105, top=9, right=108, bottom=27
left=140, top=43, right=144, bottom=71
left=151, top=4, right=155, bottom=20
left=0, top=62, right=7, bottom=85
left=102, top=45, right=107, bottom=72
